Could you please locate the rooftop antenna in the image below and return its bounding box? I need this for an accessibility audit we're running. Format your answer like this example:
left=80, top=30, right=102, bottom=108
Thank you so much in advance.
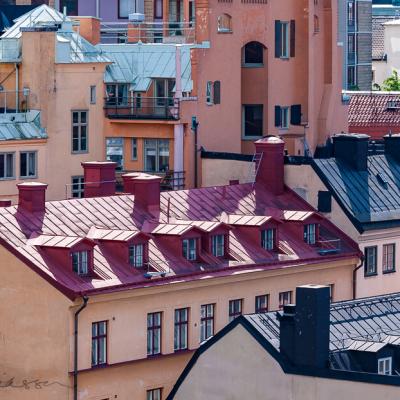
left=63, top=6, right=67, bottom=21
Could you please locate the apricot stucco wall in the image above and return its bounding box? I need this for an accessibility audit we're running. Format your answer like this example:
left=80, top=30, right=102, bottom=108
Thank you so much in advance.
left=173, top=324, right=400, bottom=400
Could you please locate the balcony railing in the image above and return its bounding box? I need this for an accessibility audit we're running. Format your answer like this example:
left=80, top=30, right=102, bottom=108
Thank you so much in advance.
left=100, top=21, right=195, bottom=44
left=317, top=237, right=341, bottom=255
left=0, top=89, right=31, bottom=115
left=116, top=170, right=185, bottom=191
left=104, top=97, right=179, bottom=120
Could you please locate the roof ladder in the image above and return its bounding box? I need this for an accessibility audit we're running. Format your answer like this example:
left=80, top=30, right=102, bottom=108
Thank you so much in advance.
left=247, top=152, right=263, bottom=186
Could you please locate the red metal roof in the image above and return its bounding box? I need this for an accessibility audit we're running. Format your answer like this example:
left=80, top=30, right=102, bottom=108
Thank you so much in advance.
left=0, top=182, right=360, bottom=299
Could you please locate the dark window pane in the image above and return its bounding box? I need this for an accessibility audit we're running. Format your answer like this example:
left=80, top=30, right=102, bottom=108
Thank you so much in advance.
left=244, top=41, right=263, bottom=64
left=244, top=105, right=263, bottom=136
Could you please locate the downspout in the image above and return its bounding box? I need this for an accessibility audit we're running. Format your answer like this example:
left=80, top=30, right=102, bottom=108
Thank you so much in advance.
left=352, top=255, right=364, bottom=300
left=74, top=296, right=88, bottom=400
left=15, top=63, right=19, bottom=112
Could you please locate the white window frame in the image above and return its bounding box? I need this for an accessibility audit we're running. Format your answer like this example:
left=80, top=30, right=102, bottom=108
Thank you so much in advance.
left=90, top=85, right=96, bottom=104
left=129, top=243, right=144, bottom=267
left=280, top=21, right=290, bottom=58
left=261, top=228, right=275, bottom=251
left=144, top=139, right=170, bottom=172
left=211, top=234, right=225, bottom=257
left=183, top=238, right=197, bottom=261
left=304, top=223, right=316, bottom=245
left=378, top=357, right=392, bottom=375
left=0, top=152, right=15, bottom=180
left=71, top=176, right=84, bottom=198
left=280, top=106, right=289, bottom=129
left=132, top=138, right=138, bottom=160
left=206, top=81, right=213, bottom=105
left=19, top=151, right=37, bottom=179
left=72, top=250, right=89, bottom=275
left=72, top=110, right=89, bottom=153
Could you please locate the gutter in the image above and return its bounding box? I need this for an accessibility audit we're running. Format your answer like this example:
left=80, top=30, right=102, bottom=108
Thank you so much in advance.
left=352, top=255, right=365, bottom=300
left=74, top=296, right=89, bottom=400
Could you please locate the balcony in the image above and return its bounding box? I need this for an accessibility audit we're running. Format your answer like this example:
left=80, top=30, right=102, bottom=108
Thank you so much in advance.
left=317, top=237, right=341, bottom=255
left=104, top=97, right=180, bottom=120
left=100, top=21, right=195, bottom=44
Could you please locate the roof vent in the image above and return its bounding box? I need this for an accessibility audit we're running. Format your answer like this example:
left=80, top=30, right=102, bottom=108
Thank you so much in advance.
left=377, top=172, right=389, bottom=187
left=386, top=100, right=400, bottom=111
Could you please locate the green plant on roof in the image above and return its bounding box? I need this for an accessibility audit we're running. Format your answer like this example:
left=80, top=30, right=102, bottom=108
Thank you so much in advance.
left=383, top=70, right=400, bottom=91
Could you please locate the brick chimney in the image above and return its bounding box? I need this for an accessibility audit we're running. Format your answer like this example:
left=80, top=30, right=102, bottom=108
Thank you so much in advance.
left=384, top=134, right=400, bottom=162
left=132, top=174, right=162, bottom=213
left=81, top=162, right=117, bottom=198
left=333, top=134, right=369, bottom=171
left=279, top=285, right=330, bottom=369
left=17, top=182, right=48, bottom=213
left=72, top=17, right=101, bottom=45
left=254, top=136, right=285, bottom=195
left=122, top=172, right=143, bottom=194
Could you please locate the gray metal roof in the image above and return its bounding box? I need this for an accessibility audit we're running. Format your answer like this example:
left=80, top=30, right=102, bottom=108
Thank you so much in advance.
left=0, top=110, right=47, bottom=141
left=312, top=155, right=400, bottom=231
left=244, top=291, right=400, bottom=353
left=98, top=43, right=193, bottom=92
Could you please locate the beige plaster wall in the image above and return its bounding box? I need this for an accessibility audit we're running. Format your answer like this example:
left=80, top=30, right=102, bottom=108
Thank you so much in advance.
left=174, top=323, right=400, bottom=400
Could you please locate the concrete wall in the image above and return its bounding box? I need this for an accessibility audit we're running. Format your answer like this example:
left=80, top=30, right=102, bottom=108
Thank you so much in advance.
left=173, top=323, right=400, bottom=400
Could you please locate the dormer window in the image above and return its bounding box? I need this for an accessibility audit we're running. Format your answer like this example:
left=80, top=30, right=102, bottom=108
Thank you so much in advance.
left=304, top=224, right=316, bottom=245
left=183, top=238, right=197, bottom=261
left=261, top=228, right=276, bottom=251
left=211, top=234, right=225, bottom=257
left=378, top=357, right=392, bottom=375
left=129, top=243, right=144, bottom=268
left=72, top=250, right=89, bottom=276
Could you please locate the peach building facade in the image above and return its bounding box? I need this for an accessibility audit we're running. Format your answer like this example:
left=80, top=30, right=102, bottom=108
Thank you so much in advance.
left=0, top=138, right=360, bottom=399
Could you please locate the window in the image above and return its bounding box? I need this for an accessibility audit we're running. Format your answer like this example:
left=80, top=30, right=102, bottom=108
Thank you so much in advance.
left=378, top=357, right=392, bottom=375
left=347, top=0, right=355, bottom=26
left=72, top=250, right=89, bottom=275
left=90, top=85, right=96, bottom=104
left=280, top=107, right=289, bottom=129
left=71, top=176, right=84, bottom=198
left=154, top=0, right=163, bottom=19
left=132, top=138, right=138, bottom=160
left=200, top=304, right=214, bottom=342
left=106, top=84, right=128, bottom=106
left=279, top=291, right=292, bottom=309
left=243, top=105, right=263, bottom=137
left=174, top=308, right=189, bottom=351
left=183, top=238, right=197, bottom=261
left=129, top=244, right=144, bottom=267
left=278, top=21, right=289, bottom=58
left=106, top=138, right=124, bottom=171
left=383, top=244, right=396, bottom=273
left=135, top=93, right=142, bottom=109
left=318, top=191, right=332, bottom=213
left=255, top=294, right=269, bottom=313
left=119, top=0, right=139, bottom=18
left=304, top=223, right=316, bottom=245
left=147, top=312, right=162, bottom=356
left=20, top=151, right=36, bottom=178
left=329, top=284, right=334, bottom=302
left=154, top=79, right=175, bottom=106
left=347, top=66, right=356, bottom=89
left=147, top=388, right=162, bottom=400
left=144, top=139, right=170, bottom=172
left=217, top=13, right=232, bottom=33
left=229, top=299, right=242, bottom=322
left=348, top=34, right=356, bottom=55
left=314, top=15, right=319, bottom=33
left=72, top=111, right=88, bottom=153
left=261, top=228, right=276, bottom=251
left=60, top=0, right=79, bottom=15
left=0, top=152, right=14, bottom=179
left=364, top=246, right=378, bottom=276
left=243, top=41, right=264, bottom=66
left=92, top=321, right=107, bottom=366
left=211, top=234, right=225, bottom=257
left=206, top=81, right=213, bottom=104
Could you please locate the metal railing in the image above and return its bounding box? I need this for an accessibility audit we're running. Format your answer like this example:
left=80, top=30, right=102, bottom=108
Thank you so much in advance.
left=116, top=170, right=185, bottom=191
left=0, top=90, right=31, bottom=114
left=100, top=21, right=195, bottom=44
left=317, top=237, right=341, bottom=255
left=104, top=97, right=180, bottom=120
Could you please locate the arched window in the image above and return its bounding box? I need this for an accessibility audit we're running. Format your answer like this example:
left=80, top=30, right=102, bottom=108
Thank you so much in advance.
left=217, top=14, right=232, bottom=33
left=242, top=41, right=264, bottom=66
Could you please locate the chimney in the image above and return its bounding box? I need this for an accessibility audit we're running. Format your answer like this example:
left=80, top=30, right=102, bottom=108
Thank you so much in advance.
left=0, top=199, right=12, bottom=207
left=17, top=182, right=48, bottom=213
left=122, top=172, right=142, bottom=194
left=279, top=285, right=330, bottom=369
left=384, top=134, right=400, bottom=162
left=333, top=134, right=369, bottom=171
left=81, top=162, right=117, bottom=198
left=132, top=174, right=162, bottom=213
left=72, top=17, right=101, bottom=45
left=254, top=136, right=285, bottom=195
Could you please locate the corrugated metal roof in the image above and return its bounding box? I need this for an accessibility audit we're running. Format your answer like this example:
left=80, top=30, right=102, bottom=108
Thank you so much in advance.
left=87, top=226, right=141, bottom=241
left=347, top=340, right=387, bottom=352
left=226, top=214, right=272, bottom=226
left=0, top=110, right=47, bottom=141
left=313, top=155, right=400, bottom=230
left=98, top=43, right=193, bottom=92
left=0, top=182, right=359, bottom=297
left=28, top=234, right=86, bottom=248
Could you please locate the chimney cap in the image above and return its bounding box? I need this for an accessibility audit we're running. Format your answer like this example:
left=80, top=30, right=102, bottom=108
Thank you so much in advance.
left=17, top=182, right=48, bottom=190
left=81, top=161, right=117, bottom=168
left=133, top=174, right=162, bottom=183
left=384, top=133, right=400, bottom=138
left=333, top=133, right=370, bottom=140
left=255, top=136, right=284, bottom=145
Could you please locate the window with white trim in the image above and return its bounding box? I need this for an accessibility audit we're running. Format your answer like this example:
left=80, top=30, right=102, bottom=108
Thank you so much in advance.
left=280, top=107, right=289, bottom=129
left=261, top=228, right=276, bottom=251
left=71, top=176, right=84, bottom=198
left=0, top=152, right=14, bottom=179
left=20, top=151, right=37, bottom=178
left=378, top=357, right=392, bottom=375
left=304, top=223, right=316, bottom=245
left=183, top=238, right=197, bottom=261
left=129, top=243, right=144, bottom=267
left=211, top=234, right=225, bottom=257
left=72, top=250, right=89, bottom=275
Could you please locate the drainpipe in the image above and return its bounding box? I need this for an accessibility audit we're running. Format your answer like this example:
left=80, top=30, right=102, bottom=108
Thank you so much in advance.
left=352, top=255, right=364, bottom=300
left=191, top=117, right=199, bottom=188
left=96, top=0, right=100, bottom=18
left=15, top=63, right=19, bottom=112
left=74, top=296, right=88, bottom=400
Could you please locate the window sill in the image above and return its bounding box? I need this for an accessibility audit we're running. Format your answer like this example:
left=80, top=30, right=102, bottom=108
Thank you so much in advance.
left=217, top=29, right=233, bottom=34
left=90, top=363, right=108, bottom=369
left=174, top=348, right=191, bottom=354
left=241, top=64, right=264, bottom=68
left=241, top=135, right=263, bottom=141
left=72, top=151, right=89, bottom=155
left=19, top=175, right=38, bottom=180
left=279, top=56, right=290, bottom=60
left=364, top=272, right=378, bottom=278
left=0, top=177, right=16, bottom=181
left=383, top=269, right=396, bottom=275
